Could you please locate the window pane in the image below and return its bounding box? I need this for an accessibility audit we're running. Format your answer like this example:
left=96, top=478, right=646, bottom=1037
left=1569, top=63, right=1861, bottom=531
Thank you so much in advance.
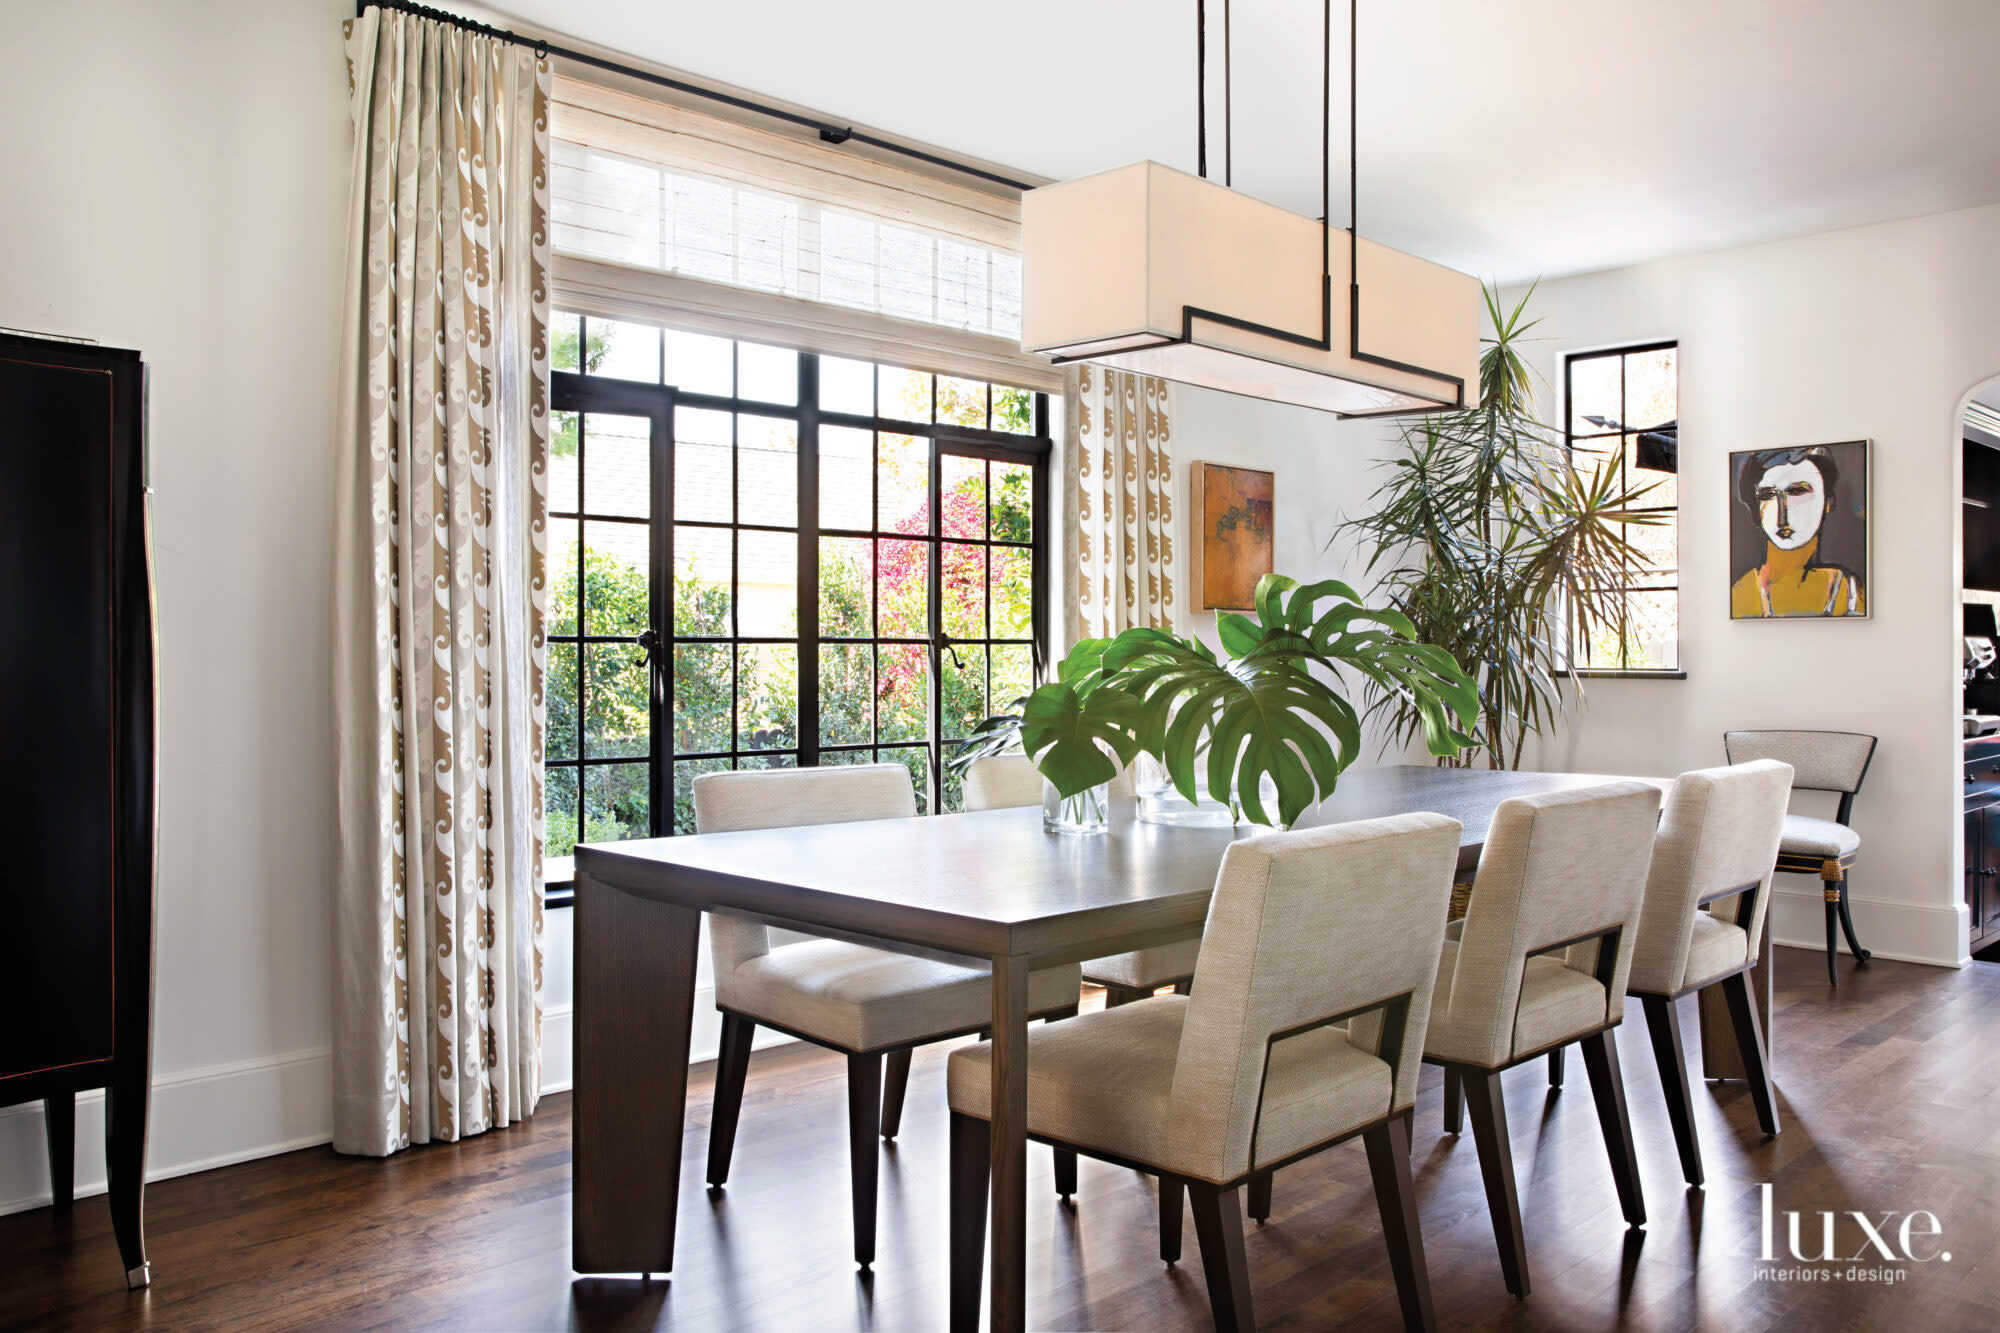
left=737, top=340, right=799, bottom=405
left=591, top=319, right=661, bottom=383
left=547, top=642, right=578, bottom=761
left=818, top=644, right=873, bottom=745
left=882, top=745, right=931, bottom=815
left=672, top=643, right=732, bottom=753
left=1624, top=509, right=1678, bottom=581
left=820, top=356, right=874, bottom=415
left=673, top=756, right=730, bottom=834
left=942, top=642, right=986, bottom=740
left=738, top=644, right=797, bottom=751
left=990, top=644, right=1033, bottom=712
left=551, top=311, right=583, bottom=372
left=877, top=645, right=928, bottom=743
left=582, top=413, right=651, bottom=519
left=936, top=376, right=988, bottom=430
left=1625, top=433, right=1677, bottom=508
left=879, top=433, right=929, bottom=534
left=990, top=546, right=1033, bottom=640
left=1569, top=354, right=1621, bottom=436
left=549, top=411, right=580, bottom=513
left=546, top=765, right=581, bottom=857
left=1624, top=590, right=1679, bottom=671
left=818, top=747, right=874, bottom=767
left=819, top=537, right=873, bottom=637
left=992, top=385, right=1033, bottom=435
left=584, top=762, right=651, bottom=841
left=877, top=539, right=929, bottom=638
left=820, top=425, right=873, bottom=531
left=664, top=327, right=732, bottom=396
left=1623, top=348, right=1676, bottom=430
left=584, top=521, right=650, bottom=637
left=990, top=462, right=1032, bottom=543
left=1571, top=438, right=1619, bottom=494
left=674, top=407, right=733, bottom=523
left=673, top=525, right=731, bottom=636
left=878, top=365, right=932, bottom=423
left=549, top=524, right=580, bottom=636
left=737, top=530, right=798, bottom=636
left=737, top=415, right=798, bottom=527
left=941, top=455, right=984, bottom=539
left=584, top=643, right=651, bottom=760
left=942, top=542, right=984, bottom=639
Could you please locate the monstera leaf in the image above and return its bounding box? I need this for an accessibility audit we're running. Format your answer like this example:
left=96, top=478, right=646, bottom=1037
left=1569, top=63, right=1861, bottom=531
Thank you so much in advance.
left=1019, top=677, right=1143, bottom=797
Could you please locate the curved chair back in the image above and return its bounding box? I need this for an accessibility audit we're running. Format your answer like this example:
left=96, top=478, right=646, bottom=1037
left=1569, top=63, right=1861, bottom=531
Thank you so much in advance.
left=1724, top=730, right=1876, bottom=798
left=1628, top=760, right=1793, bottom=995
left=961, top=754, right=1043, bottom=812
left=692, top=763, right=918, bottom=970
left=1163, top=813, right=1463, bottom=1183
left=1428, top=781, right=1662, bottom=1068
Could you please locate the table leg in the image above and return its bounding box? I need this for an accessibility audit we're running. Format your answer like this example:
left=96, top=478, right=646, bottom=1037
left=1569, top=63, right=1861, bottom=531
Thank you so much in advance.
left=573, top=868, right=701, bottom=1273
left=988, top=954, right=1030, bottom=1333
left=1701, top=905, right=1774, bottom=1082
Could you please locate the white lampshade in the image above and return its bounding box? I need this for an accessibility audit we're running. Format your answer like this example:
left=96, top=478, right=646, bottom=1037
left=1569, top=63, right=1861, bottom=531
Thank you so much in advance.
left=1020, top=161, right=1481, bottom=416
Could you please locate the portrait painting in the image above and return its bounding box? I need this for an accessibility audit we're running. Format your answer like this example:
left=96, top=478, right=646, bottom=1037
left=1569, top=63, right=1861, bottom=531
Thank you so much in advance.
left=1728, top=440, right=1869, bottom=619
left=1192, top=462, right=1274, bottom=611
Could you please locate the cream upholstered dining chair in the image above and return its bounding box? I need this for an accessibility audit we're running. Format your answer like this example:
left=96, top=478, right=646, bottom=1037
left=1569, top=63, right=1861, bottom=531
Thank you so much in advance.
left=1723, top=730, right=1878, bottom=984
left=1626, top=760, right=1792, bottom=1185
left=945, top=813, right=1465, bottom=1333
left=693, top=763, right=1085, bottom=1268
left=960, top=754, right=1199, bottom=1004
left=1427, top=781, right=1662, bottom=1300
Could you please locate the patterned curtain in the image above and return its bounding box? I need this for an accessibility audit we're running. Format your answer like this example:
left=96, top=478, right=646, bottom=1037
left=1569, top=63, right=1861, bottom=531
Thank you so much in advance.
left=1068, top=365, right=1175, bottom=639
left=331, top=8, right=552, bottom=1156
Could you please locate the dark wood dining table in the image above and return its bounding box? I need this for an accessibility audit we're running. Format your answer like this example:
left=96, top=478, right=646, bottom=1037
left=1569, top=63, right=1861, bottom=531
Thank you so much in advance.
left=569, top=763, right=1765, bottom=1332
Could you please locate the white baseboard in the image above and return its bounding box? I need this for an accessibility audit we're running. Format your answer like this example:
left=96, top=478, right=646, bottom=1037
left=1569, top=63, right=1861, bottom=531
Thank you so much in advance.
left=1768, top=880, right=1970, bottom=968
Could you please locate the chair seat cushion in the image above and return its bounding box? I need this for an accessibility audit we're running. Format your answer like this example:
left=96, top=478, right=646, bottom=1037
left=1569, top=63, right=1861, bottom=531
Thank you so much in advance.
left=1428, top=941, right=1610, bottom=1064
left=946, top=994, right=1393, bottom=1180
left=1081, top=939, right=1202, bottom=992
left=718, top=939, right=1081, bottom=1052
left=1780, top=813, right=1859, bottom=861
left=1682, top=912, right=1751, bottom=989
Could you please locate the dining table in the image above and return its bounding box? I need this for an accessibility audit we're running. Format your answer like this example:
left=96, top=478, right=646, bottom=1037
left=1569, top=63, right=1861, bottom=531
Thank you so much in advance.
left=568, top=762, right=1768, bottom=1332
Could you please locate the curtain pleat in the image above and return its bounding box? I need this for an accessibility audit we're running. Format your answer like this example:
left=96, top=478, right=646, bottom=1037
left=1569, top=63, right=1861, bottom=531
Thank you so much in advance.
left=1068, top=365, right=1175, bottom=640
left=333, top=7, right=551, bottom=1156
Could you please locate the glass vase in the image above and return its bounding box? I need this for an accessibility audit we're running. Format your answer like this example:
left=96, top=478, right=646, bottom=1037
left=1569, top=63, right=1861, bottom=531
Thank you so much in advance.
left=1042, top=778, right=1110, bottom=835
left=1134, top=752, right=1235, bottom=827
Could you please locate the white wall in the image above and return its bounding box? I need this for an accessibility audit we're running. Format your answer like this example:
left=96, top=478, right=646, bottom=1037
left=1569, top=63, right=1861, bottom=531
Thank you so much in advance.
left=0, top=0, right=354, bottom=1215
left=1509, top=203, right=2000, bottom=967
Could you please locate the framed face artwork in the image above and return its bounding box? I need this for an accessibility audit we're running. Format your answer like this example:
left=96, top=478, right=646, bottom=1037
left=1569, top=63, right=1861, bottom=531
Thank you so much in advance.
left=1728, top=440, right=1869, bottom=619
left=1191, top=462, right=1273, bottom=611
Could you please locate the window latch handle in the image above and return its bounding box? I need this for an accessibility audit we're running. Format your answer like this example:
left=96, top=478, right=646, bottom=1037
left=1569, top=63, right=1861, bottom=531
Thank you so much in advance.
left=634, top=627, right=662, bottom=669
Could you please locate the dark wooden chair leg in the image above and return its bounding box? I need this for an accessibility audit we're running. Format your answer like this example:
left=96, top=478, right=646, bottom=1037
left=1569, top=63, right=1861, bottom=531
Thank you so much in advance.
left=1824, top=894, right=1841, bottom=985
left=1172, top=977, right=1193, bottom=996
left=949, top=1112, right=990, bottom=1333
left=1460, top=1068, right=1529, bottom=1298
left=1159, top=1173, right=1185, bottom=1263
left=1246, top=1168, right=1273, bottom=1223
left=880, top=1048, right=913, bottom=1140
left=1547, top=1045, right=1565, bottom=1089
left=1442, top=1067, right=1464, bottom=1135
left=45, top=1092, right=75, bottom=1212
left=1720, top=972, right=1780, bottom=1136
left=1053, top=1145, right=1078, bottom=1200
left=1578, top=1030, right=1646, bottom=1228
left=1836, top=881, right=1871, bottom=963
left=1642, top=994, right=1703, bottom=1186
left=1103, top=985, right=1148, bottom=1008
left=1187, top=1182, right=1255, bottom=1333
left=106, top=1058, right=150, bottom=1287
left=846, top=1051, right=882, bottom=1267
left=1365, top=1116, right=1437, bottom=1333
left=706, top=1013, right=755, bottom=1186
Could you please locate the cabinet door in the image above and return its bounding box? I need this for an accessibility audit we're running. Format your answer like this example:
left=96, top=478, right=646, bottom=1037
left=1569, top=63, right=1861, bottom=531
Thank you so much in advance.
left=1983, top=809, right=2000, bottom=935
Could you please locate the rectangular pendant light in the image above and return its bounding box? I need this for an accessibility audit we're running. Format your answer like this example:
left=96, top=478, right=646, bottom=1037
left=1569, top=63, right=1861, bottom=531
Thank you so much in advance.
left=1020, top=160, right=1481, bottom=416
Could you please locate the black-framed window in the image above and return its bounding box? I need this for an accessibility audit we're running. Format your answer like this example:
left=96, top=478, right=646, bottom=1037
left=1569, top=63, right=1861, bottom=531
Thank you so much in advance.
left=1565, top=342, right=1680, bottom=675
left=542, top=312, right=1050, bottom=898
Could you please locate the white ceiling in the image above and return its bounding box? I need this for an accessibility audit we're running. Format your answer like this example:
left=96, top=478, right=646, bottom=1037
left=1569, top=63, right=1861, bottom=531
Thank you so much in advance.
left=491, top=0, right=2000, bottom=284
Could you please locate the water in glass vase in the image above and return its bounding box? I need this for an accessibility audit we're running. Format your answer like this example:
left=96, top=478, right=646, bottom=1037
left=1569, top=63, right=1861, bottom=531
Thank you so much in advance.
left=1042, top=778, right=1110, bottom=835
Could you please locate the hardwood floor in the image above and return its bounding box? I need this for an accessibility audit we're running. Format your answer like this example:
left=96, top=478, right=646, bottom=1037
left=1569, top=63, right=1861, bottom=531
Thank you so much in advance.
left=9, top=948, right=2000, bottom=1331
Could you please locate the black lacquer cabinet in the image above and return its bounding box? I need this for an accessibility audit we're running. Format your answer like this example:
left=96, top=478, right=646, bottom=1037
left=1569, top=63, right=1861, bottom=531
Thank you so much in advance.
left=0, top=331, right=156, bottom=1287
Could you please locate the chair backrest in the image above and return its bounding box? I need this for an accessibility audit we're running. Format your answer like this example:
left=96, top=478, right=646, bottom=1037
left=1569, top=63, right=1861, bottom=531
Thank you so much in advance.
left=1162, top=812, right=1463, bottom=1184
left=1723, top=730, right=1875, bottom=796
left=961, top=754, right=1043, bottom=812
left=1628, top=760, right=1793, bottom=996
left=691, top=763, right=917, bottom=970
left=1428, top=781, right=1662, bottom=1068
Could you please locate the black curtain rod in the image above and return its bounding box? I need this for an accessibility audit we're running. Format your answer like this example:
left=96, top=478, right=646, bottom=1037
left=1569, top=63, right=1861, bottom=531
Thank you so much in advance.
left=357, top=0, right=1035, bottom=193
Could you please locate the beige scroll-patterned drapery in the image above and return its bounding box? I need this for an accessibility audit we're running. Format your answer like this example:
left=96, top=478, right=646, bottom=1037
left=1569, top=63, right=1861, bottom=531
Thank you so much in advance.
left=1067, top=365, right=1175, bottom=639
left=332, top=8, right=552, bottom=1156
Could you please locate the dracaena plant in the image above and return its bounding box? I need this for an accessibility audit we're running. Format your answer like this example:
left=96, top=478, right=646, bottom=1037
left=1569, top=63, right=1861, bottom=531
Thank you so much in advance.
left=948, top=574, right=1478, bottom=830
